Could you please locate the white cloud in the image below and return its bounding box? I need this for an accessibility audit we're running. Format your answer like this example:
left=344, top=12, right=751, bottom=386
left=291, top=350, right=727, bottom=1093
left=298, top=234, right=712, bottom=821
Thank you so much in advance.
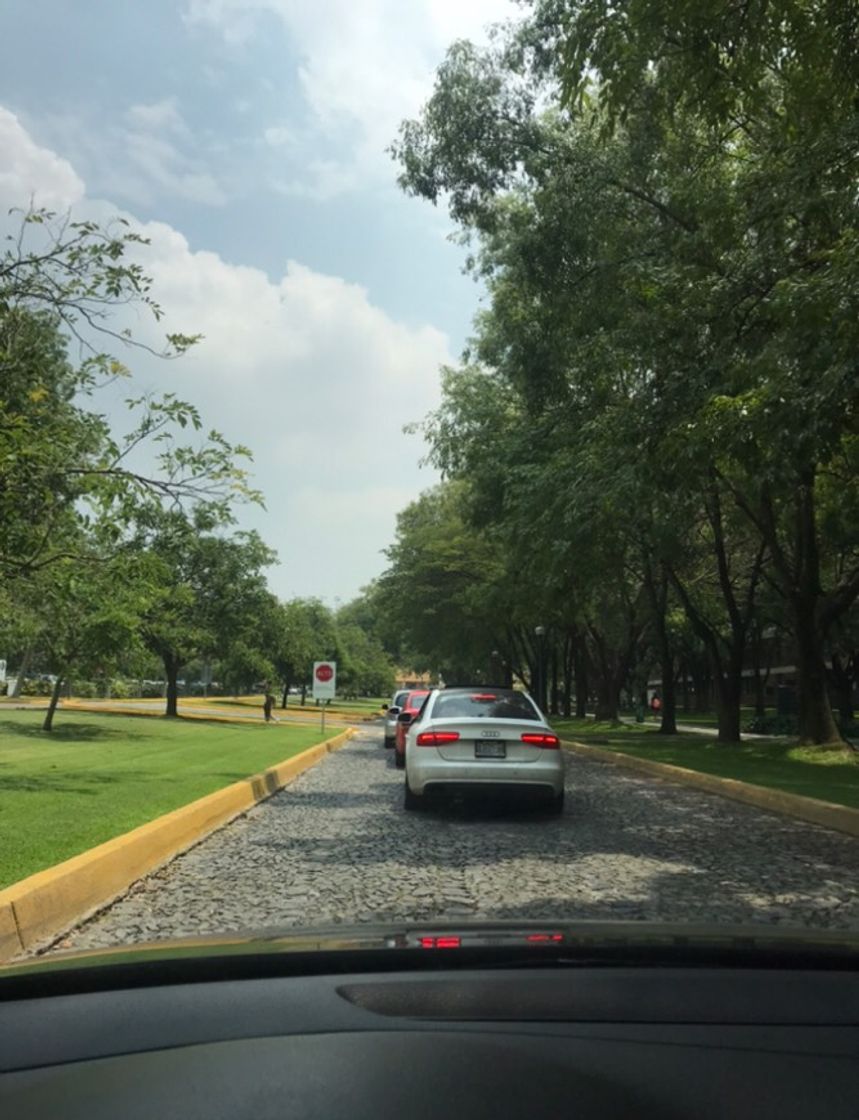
left=123, top=129, right=226, bottom=206
left=0, top=107, right=85, bottom=210
left=0, top=107, right=447, bottom=601
left=263, top=124, right=295, bottom=147
left=185, top=0, right=515, bottom=197
left=127, top=98, right=188, bottom=135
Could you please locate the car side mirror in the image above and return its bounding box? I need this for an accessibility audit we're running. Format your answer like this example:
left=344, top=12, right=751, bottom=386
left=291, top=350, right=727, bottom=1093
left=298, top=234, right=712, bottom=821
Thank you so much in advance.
left=398, top=712, right=412, bottom=724
left=388, top=706, right=400, bottom=716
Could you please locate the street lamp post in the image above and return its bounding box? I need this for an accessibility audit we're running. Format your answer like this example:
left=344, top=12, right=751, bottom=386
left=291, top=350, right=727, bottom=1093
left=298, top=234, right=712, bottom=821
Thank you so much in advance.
left=534, top=626, right=546, bottom=713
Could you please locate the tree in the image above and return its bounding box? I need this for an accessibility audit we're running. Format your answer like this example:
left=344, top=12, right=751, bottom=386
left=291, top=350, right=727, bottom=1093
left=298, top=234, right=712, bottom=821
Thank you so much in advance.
left=13, top=547, right=147, bottom=731
left=137, top=510, right=275, bottom=717
left=0, top=209, right=260, bottom=582
left=376, top=483, right=510, bottom=685
left=394, top=13, right=858, bottom=744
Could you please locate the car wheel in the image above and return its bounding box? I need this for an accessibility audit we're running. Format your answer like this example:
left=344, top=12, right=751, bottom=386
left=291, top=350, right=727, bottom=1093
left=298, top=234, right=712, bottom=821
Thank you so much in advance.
left=548, top=790, right=565, bottom=816
left=404, top=778, right=422, bottom=811
left=383, top=735, right=394, bottom=749
left=395, top=751, right=405, bottom=770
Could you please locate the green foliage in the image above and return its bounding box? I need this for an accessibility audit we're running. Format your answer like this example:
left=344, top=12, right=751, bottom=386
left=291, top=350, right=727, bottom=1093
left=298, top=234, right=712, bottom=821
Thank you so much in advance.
left=0, top=208, right=261, bottom=582
left=392, top=5, right=858, bottom=742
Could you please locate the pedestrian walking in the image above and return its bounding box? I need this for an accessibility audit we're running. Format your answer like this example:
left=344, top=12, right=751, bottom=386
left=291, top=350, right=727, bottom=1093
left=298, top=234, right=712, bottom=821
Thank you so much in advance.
left=263, top=685, right=278, bottom=723
left=650, top=692, right=662, bottom=720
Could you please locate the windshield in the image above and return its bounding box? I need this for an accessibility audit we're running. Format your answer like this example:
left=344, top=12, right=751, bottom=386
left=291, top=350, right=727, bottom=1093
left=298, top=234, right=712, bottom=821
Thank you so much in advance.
left=431, top=691, right=540, bottom=721
left=0, top=1, right=857, bottom=967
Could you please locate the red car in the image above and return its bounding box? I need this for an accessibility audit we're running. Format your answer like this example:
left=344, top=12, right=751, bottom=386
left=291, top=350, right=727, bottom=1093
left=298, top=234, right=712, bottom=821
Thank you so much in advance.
left=394, top=690, right=429, bottom=770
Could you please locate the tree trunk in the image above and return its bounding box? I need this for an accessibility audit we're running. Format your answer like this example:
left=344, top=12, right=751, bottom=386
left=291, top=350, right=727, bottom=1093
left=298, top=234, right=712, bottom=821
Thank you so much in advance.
left=281, top=673, right=292, bottom=709
left=828, top=652, right=855, bottom=725
left=562, top=635, right=573, bottom=718
left=691, top=663, right=710, bottom=713
left=573, top=636, right=588, bottom=718
left=731, top=474, right=849, bottom=744
left=300, top=684, right=307, bottom=706
left=12, top=644, right=33, bottom=698
left=678, top=658, right=690, bottom=712
left=658, top=656, right=677, bottom=735
left=42, top=675, right=64, bottom=732
left=164, top=656, right=180, bottom=718
left=713, top=654, right=742, bottom=743
left=593, top=669, right=621, bottom=722
left=795, top=602, right=842, bottom=744
left=642, top=559, right=677, bottom=736
left=550, top=645, right=559, bottom=716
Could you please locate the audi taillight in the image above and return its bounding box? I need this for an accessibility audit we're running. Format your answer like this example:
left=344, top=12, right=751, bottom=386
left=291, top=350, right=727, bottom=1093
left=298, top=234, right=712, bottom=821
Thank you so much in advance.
left=416, top=731, right=461, bottom=746
left=520, top=733, right=560, bottom=749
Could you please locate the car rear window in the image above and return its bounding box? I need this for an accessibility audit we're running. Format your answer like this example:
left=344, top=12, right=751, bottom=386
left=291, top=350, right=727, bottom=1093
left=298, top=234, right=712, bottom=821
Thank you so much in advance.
left=431, top=691, right=539, bottom=720
left=393, top=691, right=409, bottom=707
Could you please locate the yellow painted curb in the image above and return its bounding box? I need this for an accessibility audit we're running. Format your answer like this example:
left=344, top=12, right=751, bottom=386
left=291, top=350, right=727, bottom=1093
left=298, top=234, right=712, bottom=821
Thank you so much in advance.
left=562, top=740, right=859, bottom=838
left=0, top=903, right=20, bottom=962
left=0, top=728, right=355, bottom=962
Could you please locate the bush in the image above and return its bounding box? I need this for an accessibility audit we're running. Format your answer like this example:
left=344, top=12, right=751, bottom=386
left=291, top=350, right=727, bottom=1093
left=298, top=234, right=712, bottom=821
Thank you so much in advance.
left=70, top=680, right=98, bottom=698
left=744, top=713, right=859, bottom=739
left=21, top=677, right=54, bottom=696
left=109, top=678, right=134, bottom=699
left=743, top=714, right=798, bottom=736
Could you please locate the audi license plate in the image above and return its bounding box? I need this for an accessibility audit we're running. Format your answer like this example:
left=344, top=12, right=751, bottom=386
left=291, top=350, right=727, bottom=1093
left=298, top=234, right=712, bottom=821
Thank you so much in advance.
left=475, top=741, right=506, bottom=759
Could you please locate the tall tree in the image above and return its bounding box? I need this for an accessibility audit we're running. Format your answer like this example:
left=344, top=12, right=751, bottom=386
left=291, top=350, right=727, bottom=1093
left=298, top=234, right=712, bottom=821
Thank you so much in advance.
left=138, top=510, right=275, bottom=717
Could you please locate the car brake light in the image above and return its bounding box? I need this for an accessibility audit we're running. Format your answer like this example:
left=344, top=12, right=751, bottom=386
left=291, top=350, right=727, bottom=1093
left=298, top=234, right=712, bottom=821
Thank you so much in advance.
left=419, top=936, right=461, bottom=949
left=470, top=694, right=498, bottom=701
left=416, top=731, right=461, bottom=746
left=520, top=733, right=560, bottom=748
left=526, top=932, right=564, bottom=943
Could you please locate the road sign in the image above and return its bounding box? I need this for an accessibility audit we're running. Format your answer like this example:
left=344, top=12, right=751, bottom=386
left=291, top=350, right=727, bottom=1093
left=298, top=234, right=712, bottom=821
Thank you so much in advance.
left=313, top=661, right=336, bottom=701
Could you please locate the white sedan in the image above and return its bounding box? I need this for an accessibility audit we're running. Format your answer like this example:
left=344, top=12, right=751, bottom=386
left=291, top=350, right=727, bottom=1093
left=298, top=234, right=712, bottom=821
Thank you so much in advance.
left=403, top=687, right=565, bottom=813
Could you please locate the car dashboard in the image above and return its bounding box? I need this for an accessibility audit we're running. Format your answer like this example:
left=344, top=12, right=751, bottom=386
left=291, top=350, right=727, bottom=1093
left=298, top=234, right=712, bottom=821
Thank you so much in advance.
left=1, top=938, right=857, bottom=1119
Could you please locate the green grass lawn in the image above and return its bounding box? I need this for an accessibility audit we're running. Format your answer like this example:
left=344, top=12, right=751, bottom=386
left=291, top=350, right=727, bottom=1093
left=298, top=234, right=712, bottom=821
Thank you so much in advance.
left=551, top=717, right=859, bottom=810
left=0, top=711, right=328, bottom=889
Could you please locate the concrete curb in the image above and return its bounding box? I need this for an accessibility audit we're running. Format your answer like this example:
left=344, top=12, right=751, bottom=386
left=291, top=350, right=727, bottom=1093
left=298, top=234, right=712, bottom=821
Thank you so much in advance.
left=562, top=740, right=859, bottom=838
left=0, top=728, right=355, bottom=962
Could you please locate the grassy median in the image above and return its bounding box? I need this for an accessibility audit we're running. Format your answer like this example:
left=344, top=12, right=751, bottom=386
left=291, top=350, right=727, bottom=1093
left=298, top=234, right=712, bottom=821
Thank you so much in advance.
left=552, top=717, right=859, bottom=810
left=0, top=711, right=328, bottom=889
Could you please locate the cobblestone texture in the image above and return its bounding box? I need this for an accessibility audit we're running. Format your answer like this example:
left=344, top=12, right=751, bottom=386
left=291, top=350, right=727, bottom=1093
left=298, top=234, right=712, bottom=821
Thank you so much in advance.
left=57, top=728, right=859, bottom=951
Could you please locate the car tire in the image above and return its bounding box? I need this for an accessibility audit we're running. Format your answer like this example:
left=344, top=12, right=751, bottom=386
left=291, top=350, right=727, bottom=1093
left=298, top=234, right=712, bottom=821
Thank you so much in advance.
left=548, top=790, right=565, bottom=816
left=404, top=778, right=422, bottom=811
left=383, top=735, right=394, bottom=750
left=395, top=751, right=405, bottom=770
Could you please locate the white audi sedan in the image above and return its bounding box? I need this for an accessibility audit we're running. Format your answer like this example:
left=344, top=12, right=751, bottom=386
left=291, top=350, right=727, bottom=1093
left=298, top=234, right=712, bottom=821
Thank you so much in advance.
left=403, top=687, right=565, bottom=813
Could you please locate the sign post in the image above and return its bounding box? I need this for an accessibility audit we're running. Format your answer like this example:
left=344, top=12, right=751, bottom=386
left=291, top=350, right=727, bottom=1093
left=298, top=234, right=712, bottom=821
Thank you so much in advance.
left=312, top=661, right=336, bottom=735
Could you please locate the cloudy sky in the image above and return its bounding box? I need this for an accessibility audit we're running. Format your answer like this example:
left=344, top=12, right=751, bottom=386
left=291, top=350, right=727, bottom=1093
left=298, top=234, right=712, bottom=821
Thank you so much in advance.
left=0, top=0, right=515, bottom=602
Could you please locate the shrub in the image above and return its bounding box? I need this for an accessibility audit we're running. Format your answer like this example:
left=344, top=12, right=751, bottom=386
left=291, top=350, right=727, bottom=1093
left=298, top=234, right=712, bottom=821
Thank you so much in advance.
left=743, top=714, right=798, bottom=736
left=21, top=677, right=54, bottom=696
left=110, top=678, right=134, bottom=699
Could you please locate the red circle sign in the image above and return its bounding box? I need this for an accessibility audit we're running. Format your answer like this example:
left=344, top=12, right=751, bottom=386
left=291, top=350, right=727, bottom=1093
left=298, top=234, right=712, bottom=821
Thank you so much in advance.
left=315, top=664, right=334, bottom=682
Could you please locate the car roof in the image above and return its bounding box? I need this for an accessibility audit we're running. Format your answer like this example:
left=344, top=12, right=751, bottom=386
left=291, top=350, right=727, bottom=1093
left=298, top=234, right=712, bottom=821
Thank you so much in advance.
left=438, top=687, right=525, bottom=695
left=404, top=689, right=429, bottom=703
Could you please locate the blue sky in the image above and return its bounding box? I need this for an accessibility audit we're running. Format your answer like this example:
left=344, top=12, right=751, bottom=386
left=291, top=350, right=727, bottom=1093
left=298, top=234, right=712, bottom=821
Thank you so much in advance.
left=0, top=0, right=514, bottom=601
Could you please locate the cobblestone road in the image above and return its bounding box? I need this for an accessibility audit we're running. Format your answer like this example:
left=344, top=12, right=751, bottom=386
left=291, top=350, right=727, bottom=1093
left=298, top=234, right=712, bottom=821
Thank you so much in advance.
left=59, top=728, right=859, bottom=951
